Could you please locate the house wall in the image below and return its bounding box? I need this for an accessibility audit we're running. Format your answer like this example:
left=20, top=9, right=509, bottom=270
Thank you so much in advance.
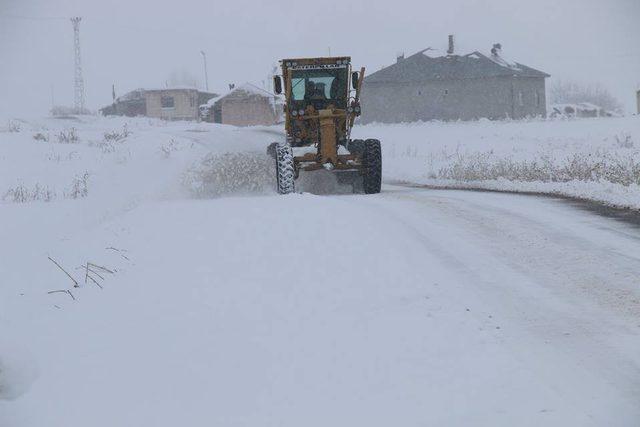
left=218, top=96, right=277, bottom=127
left=360, top=76, right=546, bottom=123
left=145, top=89, right=199, bottom=121
left=115, top=99, right=146, bottom=117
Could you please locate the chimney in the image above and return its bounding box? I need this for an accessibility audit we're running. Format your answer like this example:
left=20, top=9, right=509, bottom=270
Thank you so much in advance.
left=396, top=52, right=405, bottom=63
left=447, top=35, right=455, bottom=55
left=491, top=43, right=502, bottom=56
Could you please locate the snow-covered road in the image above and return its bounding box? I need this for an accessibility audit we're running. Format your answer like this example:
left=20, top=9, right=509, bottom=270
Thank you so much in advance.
left=2, top=184, right=639, bottom=426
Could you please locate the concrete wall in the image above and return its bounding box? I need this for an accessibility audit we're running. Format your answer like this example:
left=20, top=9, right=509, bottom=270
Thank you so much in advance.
left=360, top=76, right=546, bottom=123
left=218, top=96, right=277, bottom=127
left=145, top=89, right=199, bottom=121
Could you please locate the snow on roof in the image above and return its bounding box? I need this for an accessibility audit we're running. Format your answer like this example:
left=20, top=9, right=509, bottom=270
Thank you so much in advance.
left=141, top=86, right=200, bottom=92
left=420, top=48, right=439, bottom=58
left=117, top=86, right=214, bottom=102
left=367, top=46, right=549, bottom=83
left=230, top=83, right=276, bottom=97
left=217, top=83, right=277, bottom=101
left=487, top=51, right=521, bottom=71
left=200, top=83, right=284, bottom=108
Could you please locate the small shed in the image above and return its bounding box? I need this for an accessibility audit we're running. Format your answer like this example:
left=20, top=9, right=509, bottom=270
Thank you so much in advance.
left=205, top=83, right=282, bottom=127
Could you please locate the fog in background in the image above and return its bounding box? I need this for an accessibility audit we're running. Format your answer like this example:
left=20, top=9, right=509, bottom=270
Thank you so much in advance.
left=1, top=0, right=639, bottom=117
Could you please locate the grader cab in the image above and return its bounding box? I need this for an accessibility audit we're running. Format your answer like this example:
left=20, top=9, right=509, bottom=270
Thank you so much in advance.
left=269, top=56, right=381, bottom=194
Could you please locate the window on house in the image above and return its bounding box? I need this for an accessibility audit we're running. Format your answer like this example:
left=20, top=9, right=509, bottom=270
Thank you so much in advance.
left=161, top=96, right=175, bottom=109
left=190, top=97, right=195, bottom=107
left=535, top=91, right=541, bottom=107
left=518, top=92, right=524, bottom=107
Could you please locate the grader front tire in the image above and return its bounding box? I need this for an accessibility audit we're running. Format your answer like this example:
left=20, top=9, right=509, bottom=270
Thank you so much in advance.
left=275, top=143, right=295, bottom=194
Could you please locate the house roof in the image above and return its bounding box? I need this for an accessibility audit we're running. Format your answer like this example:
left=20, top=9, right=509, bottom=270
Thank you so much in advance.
left=365, top=49, right=550, bottom=84
left=207, top=83, right=282, bottom=107
left=116, top=87, right=216, bottom=103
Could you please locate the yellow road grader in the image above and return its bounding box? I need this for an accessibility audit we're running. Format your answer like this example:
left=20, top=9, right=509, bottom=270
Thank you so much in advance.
left=269, top=56, right=381, bottom=194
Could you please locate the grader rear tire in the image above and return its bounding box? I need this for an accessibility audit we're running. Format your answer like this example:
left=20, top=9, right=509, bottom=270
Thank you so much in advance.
left=362, top=139, right=382, bottom=194
left=275, top=143, right=295, bottom=194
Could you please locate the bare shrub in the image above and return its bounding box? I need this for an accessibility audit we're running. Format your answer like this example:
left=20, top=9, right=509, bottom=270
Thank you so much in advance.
left=96, top=141, right=116, bottom=153
left=46, top=151, right=79, bottom=162
left=438, top=150, right=640, bottom=186
left=33, top=132, right=50, bottom=142
left=65, top=172, right=89, bottom=199
left=57, top=128, right=79, bottom=144
left=103, top=124, right=131, bottom=142
left=7, top=120, right=21, bottom=133
left=160, top=139, right=179, bottom=158
left=614, top=133, right=634, bottom=149
left=3, top=184, right=55, bottom=203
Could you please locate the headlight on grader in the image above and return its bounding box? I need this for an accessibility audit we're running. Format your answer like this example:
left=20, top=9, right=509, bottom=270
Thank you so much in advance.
left=291, top=110, right=298, bottom=117
left=298, top=109, right=305, bottom=116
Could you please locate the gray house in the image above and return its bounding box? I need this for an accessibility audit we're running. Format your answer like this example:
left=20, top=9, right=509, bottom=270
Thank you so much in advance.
left=101, top=88, right=217, bottom=121
left=361, top=42, right=550, bottom=123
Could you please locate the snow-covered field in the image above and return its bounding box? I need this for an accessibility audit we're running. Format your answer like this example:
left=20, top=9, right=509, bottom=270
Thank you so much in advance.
left=1, top=115, right=640, bottom=426
left=354, top=116, right=640, bottom=210
left=2, top=115, right=639, bottom=209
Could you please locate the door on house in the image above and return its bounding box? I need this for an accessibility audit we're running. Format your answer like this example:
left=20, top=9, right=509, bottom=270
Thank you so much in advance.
left=213, top=105, right=222, bottom=123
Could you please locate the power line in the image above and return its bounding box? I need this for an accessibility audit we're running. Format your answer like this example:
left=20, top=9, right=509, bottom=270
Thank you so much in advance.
left=0, top=14, right=67, bottom=21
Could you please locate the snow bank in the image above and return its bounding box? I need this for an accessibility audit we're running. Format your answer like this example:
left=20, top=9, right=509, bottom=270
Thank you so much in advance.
left=0, top=116, right=281, bottom=207
left=352, top=116, right=640, bottom=209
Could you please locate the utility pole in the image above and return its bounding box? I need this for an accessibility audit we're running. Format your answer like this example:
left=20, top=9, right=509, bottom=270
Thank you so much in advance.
left=200, top=50, right=209, bottom=92
left=71, top=17, right=85, bottom=114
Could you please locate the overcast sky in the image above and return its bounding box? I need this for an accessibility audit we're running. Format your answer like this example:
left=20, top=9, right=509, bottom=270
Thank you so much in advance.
left=1, top=0, right=639, bottom=117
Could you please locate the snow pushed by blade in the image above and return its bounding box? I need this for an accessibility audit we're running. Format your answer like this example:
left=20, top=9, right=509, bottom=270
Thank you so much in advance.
left=183, top=151, right=276, bottom=197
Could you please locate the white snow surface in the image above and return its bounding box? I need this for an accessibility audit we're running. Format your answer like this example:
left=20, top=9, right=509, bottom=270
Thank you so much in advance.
left=1, top=115, right=640, bottom=426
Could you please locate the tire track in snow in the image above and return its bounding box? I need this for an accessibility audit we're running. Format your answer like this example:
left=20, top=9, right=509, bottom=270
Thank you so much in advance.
left=335, top=186, right=640, bottom=422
